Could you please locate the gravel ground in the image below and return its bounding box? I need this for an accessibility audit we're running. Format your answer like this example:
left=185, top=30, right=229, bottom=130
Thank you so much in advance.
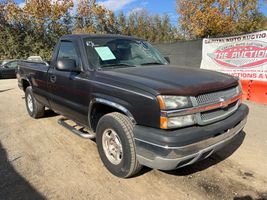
left=0, top=79, right=267, bottom=200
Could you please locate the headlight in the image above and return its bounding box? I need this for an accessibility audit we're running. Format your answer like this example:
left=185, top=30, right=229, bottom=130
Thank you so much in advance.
left=157, top=95, right=195, bottom=129
left=160, top=115, right=195, bottom=129
left=157, top=95, right=192, bottom=110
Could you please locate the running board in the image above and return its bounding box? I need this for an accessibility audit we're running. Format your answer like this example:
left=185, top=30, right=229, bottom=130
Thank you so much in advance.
left=58, top=118, right=95, bottom=139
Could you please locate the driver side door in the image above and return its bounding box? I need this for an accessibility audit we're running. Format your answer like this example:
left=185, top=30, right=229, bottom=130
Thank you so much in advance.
left=48, top=40, right=90, bottom=125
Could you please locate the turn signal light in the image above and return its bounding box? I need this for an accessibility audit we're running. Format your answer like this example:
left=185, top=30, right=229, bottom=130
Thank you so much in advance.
left=160, top=116, right=168, bottom=129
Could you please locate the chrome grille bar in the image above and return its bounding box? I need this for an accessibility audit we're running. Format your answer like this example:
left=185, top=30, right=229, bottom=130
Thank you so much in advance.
left=162, top=93, right=242, bottom=118
left=196, top=87, right=238, bottom=105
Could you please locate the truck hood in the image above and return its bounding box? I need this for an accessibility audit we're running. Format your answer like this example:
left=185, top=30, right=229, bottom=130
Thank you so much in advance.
left=97, top=65, right=238, bottom=96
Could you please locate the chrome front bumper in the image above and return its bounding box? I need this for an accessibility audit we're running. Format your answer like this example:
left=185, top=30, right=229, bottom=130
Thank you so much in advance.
left=134, top=105, right=248, bottom=170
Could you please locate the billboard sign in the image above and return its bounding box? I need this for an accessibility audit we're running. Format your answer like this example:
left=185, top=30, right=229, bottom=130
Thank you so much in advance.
left=201, top=31, right=267, bottom=81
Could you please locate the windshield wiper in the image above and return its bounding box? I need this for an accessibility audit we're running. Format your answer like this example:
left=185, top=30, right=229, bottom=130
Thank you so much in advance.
left=140, top=62, right=164, bottom=65
left=101, top=63, right=136, bottom=69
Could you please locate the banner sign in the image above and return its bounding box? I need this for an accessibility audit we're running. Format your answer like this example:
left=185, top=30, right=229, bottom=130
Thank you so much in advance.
left=201, top=31, right=267, bottom=81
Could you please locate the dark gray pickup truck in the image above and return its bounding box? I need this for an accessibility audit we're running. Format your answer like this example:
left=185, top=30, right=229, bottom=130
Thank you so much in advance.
left=17, top=34, right=249, bottom=178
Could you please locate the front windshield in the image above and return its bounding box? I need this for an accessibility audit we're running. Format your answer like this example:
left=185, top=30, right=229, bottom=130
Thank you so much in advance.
left=84, top=37, right=168, bottom=69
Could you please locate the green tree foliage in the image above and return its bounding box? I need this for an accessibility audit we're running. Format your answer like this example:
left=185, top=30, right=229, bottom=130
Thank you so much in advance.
left=1, top=0, right=266, bottom=59
left=0, top=0, right=178, bottom=60
left=176, top=0, right=266, bottom=39
left=72, top=2, right=178, bottom=41
left=113, top=9, right=179, bottom=43
left=0, top=0, right=73, bottom=59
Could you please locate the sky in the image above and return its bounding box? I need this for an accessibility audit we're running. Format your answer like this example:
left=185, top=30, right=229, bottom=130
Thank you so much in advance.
left=97, top=0, right=177, bottom=19
left=15, top=0, right=267, bottom=26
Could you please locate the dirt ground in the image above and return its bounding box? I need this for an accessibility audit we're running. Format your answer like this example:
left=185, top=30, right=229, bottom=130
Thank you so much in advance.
left=0, top=79, right=267, bottom=200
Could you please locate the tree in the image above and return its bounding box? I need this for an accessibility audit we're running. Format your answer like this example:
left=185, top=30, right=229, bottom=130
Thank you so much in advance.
left=120, top=9, right=179, bottom=43
left=0, top=3, right=6, bottom=59
left=0, top=0, right=73, bottom=59
left=176, top=0, right=266, bottom=39
left=0, top=0, right=180, bottom=60
left=74, top=0, right=118, bottom=34
left=232, top=0, right=266, bottom=33
left=117, top=12, right=127, bottom=35
left=22, top=0, right=74, bottom=58
left=0, top=1, right=30, bottom=59
left=74, top=0, right=97, bottom=33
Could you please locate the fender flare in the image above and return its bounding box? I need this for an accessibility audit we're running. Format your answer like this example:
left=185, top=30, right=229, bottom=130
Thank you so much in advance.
left=88, top=98, right=136, bottom=129
left=21, top=77, right=32, bottom=91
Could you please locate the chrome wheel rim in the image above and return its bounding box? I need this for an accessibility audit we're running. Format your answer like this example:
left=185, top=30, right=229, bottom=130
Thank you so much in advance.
left=102, top=129, right=123, bottom=165
left=27, top=94, right=33, bottom=113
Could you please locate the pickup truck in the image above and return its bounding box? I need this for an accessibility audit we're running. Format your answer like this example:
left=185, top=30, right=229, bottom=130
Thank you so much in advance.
left=17, top=34, right=249, bottom=178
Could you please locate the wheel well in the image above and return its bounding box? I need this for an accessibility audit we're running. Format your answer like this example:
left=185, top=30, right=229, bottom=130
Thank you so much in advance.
left=90, top=103, right=125, bottom=132
left=22, top=79, right=30, bottom=91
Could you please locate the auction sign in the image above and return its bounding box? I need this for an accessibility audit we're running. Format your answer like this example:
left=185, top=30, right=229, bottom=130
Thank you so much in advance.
left=201, top=31, right=267, bottom=81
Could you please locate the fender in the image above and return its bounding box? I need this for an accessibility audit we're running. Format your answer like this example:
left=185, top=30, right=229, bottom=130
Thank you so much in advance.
left=88, top=98, right=136, bottom=129
left=21, top=77, right=32, bottom=91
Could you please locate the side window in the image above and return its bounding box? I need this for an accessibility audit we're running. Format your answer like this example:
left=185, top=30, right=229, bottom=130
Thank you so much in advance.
left=5, top=61, right=17, bottom=69
left=6, top=61, right=17, bottom=68
left=57, top=41, right=79, bottom=66
left=10, top=62, right=18, bottom=68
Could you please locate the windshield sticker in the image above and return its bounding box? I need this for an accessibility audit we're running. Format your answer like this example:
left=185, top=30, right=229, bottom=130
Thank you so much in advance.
left=94, top=46, right=116, bottom=61
left=86, top=41, right=95, bottom=47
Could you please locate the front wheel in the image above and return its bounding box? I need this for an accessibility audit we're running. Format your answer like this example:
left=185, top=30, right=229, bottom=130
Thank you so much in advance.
left=96, top=112, right=142, bottom=178
left=25, top=86, right=45, bottom=118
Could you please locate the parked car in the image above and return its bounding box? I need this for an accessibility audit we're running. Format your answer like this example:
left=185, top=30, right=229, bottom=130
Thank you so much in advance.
left=1, top=59, right=11, bottom=65
left=0, top=60, right=19, bottom=79
left=17, top=34, right=249, bottom=178
left=27, top=56, right=43, bottom=62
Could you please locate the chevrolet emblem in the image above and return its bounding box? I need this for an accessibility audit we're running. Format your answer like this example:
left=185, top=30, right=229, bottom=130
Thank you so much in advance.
left=219, top=97, right=228, bottom=108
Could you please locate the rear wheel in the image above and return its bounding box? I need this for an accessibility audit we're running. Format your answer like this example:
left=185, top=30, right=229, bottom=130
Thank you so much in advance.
left=96, top=112, right=142, bottom=178
left=25, top=86, right=45, bottom=118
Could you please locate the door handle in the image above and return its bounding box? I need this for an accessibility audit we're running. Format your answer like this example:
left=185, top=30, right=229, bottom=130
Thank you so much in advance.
left=50, top=75, right=57, bottom=83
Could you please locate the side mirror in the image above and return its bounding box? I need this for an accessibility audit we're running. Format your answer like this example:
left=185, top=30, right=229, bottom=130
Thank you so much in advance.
left=56, top=58, right=80, bottom=72
left=3, top=65, right=9, bottom=69
left=164, top=56, right=170, bottom=64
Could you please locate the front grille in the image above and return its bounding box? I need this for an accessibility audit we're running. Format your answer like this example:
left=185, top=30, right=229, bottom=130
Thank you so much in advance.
left=196, top=87, right=239, bottom=105
left=200, top=101, right=238, bottom=122
left=194, top=86, right=240, bottom=125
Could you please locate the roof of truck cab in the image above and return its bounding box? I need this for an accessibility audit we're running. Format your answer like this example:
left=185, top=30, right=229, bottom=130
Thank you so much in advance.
left=61, top=34, right=143, bottom=41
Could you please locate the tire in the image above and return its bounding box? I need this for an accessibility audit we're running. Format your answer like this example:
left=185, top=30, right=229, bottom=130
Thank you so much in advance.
left=25, top=86, right=45, bottom=118
left=96, top=112, right=142, bottom=178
